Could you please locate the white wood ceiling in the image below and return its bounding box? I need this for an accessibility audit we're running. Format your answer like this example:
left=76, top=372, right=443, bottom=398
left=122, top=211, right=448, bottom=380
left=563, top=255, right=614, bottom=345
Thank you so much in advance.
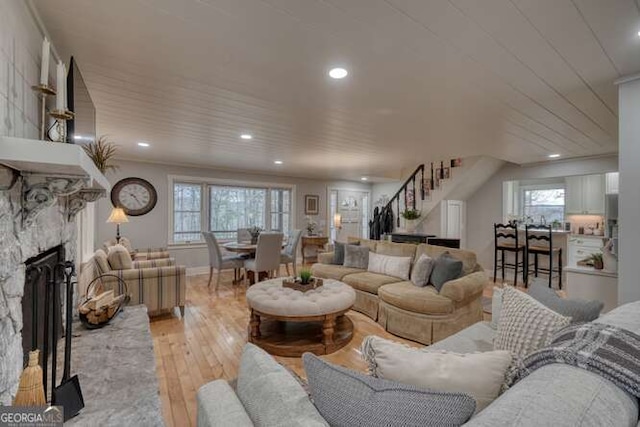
left=34, top=0, right=640, bottom=180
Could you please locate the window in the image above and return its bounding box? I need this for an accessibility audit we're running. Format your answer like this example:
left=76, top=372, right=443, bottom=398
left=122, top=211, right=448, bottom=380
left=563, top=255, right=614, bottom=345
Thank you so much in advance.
left=522, top=187, right=565, bottom=224
left=173, top=183, right=202, bottom=242
left=209, top=186, right=267, bottom=240
left=170, top=177, right=293, bottom=243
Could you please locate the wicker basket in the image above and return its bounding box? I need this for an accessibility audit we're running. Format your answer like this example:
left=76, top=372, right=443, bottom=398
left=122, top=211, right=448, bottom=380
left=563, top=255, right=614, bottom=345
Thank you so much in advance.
left=78, top=274, right=130, bottom=329
left=282, top=277, right=323, bottom=292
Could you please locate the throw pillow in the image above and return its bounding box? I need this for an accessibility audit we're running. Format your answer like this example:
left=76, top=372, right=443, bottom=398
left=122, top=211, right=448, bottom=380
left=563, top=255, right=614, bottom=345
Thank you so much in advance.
left=528, top=279, right=604, bottom=323
left=236, top=344, right=327, bottom=426
left=343, top=244, right=370, bottom=269
left=360, top=336, right=512, bottom=412
left=107, top=245, right=133, bottom=270
left=430, top=253, right=463, bottom=292
left=490, top=287, right=504, bottom=330
left=332, top=241, right=358, bottom=265
left=303, top=353, right=476, bottom=427
left=368, top=252, right=412, bottom=281
left=494, top=287, right=571, bottom=360
left=93, top=249, right=111, bottom=275
left=411, top=253, right=435, bottom=287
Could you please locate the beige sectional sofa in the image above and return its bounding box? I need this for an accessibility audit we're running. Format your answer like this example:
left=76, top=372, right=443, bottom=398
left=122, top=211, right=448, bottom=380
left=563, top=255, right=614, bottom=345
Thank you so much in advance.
left=311, top=237, right=487, bottom=345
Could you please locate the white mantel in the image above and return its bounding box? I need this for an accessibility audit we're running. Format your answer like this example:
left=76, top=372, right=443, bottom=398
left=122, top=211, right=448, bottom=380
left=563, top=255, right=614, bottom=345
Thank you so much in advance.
left=0, top=136, right=110, bottom=226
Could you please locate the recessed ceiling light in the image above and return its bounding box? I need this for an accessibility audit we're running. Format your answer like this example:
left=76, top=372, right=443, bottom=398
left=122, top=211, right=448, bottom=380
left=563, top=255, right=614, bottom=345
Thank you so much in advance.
left=361, top=177, right=368, bottom=181
left=240, top=134, right=252, bottom=140
left=137, top=142, right=150, bottom=147
left=274, top=160, right=283, bottom=165
left=637, top=31, right=640, bottom=37
left=548, top=153, right=560, bottom=158
left=329, top=67, right=348, bottom=79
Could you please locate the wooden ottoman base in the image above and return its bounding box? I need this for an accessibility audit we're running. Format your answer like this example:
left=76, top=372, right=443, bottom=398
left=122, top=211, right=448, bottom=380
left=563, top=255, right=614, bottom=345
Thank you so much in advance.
left=248, top=309, right=354, bottom=357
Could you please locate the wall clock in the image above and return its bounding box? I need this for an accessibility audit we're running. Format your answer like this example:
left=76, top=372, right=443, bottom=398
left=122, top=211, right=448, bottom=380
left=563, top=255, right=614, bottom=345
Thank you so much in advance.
left=110, top=177, right=158, bottom=216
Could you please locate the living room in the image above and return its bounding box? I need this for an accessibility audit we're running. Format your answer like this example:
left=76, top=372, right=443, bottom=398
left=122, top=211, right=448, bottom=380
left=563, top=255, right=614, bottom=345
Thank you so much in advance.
left=1, top=1, right=640, bottom=426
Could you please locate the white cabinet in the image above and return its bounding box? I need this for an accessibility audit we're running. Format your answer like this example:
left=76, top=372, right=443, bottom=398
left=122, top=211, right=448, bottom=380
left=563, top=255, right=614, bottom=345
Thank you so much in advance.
left=567, top=235, right=605, bottom=267
left=605, top=172, right=619, bottom=194
left=565, top=174, right=605, bottom=215
left=566, top=268, right=618, bottom=313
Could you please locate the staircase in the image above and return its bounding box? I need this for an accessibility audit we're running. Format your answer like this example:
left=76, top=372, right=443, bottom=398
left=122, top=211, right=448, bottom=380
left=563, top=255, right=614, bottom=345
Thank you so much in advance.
left=370, top=156, right=504, bottom=240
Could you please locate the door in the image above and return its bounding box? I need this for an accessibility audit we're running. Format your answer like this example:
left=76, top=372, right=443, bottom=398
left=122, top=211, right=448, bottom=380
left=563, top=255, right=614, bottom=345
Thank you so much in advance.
left=329, top=189, right=369, bottom=242
left=441, top=200, right=466, bottom=247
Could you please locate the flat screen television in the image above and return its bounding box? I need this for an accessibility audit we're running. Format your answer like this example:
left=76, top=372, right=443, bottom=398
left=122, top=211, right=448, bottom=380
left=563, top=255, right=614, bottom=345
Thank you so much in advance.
left=66, top=56, right=96, bottom=144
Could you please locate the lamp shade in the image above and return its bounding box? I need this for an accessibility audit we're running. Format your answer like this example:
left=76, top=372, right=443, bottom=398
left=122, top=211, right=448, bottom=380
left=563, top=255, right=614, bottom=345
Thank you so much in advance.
left=106, top=207, right=129, bottom=224
left=334, top=213, right=342, bottom=229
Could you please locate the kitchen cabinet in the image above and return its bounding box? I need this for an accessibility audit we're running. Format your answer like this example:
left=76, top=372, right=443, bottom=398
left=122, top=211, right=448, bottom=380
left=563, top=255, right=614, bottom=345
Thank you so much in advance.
left=565, top=174, right=605, bottom=215
left=567, top=235, right=605, bottom=267
left=605, top=172, right=619, bottom=194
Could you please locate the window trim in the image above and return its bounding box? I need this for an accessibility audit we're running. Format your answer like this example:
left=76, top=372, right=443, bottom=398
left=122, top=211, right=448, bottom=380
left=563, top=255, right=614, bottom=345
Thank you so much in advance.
left=168, top=175, right=296, bottom=245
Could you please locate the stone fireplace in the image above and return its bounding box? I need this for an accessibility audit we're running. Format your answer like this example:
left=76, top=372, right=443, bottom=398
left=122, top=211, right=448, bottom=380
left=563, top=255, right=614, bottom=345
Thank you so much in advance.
left=0, top=179, right=77, bottom=404
left=0, top=146, right=110, bottom=404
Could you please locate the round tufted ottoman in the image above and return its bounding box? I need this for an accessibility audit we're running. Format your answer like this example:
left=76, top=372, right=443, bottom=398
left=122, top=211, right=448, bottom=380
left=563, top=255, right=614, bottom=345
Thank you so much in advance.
left=246, top=278, right=356, bottom=356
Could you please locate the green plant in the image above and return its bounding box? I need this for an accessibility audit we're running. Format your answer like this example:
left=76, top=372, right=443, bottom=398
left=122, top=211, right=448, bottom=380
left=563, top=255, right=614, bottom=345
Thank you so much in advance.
left=585, top=253, right=604, bottom=269
left=401, top=209, right=421, bottom=220
left=82, top=136, right=119, bottom=174
left=299, top=269, right=313, bottom=285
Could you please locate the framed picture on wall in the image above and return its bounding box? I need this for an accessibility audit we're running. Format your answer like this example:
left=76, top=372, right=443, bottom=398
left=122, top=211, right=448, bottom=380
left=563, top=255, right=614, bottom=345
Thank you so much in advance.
left=305, top=195, right=320, bottom=215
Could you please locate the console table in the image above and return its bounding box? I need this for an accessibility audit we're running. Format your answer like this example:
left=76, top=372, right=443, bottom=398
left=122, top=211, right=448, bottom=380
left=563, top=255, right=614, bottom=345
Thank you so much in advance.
left=301, top=236, right=329, bottom=265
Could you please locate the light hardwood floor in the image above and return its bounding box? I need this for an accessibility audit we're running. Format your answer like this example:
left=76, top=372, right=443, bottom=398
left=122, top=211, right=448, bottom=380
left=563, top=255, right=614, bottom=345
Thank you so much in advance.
left=149, top=269, right=421, bottom=427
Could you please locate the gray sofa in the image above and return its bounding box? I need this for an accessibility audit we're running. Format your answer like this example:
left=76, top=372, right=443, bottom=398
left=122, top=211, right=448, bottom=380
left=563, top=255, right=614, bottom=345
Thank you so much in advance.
left=197, top=300, right=640, bottom=426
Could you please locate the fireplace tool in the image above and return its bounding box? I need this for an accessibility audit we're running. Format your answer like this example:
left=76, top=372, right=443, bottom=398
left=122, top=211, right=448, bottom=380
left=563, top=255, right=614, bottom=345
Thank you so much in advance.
left=52, top=262, right=84, bottom=421
left=12, top=266, right=46, bottom=406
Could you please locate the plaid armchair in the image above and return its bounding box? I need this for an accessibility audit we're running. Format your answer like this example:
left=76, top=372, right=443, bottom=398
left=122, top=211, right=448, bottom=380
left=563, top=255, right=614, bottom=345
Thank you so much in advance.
left=82, top=249, right=186, bottom=316
left=103, top=237, right=171, bottom=261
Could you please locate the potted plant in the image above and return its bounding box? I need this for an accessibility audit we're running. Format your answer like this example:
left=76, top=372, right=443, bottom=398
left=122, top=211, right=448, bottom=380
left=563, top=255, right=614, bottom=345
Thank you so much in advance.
left=82, top=136, right=119, bottom=174
left=305, top=216, right=318, bottom=236
left=299, top=269, right=313, bottom=285
left=586, top=253, right=604, bottom=270
left=401, top=209, right=421, bottom=233
left=248, top=226, right=262, bottom=244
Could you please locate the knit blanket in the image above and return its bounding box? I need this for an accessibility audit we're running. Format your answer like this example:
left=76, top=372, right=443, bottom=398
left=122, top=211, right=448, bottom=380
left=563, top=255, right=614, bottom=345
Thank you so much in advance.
left=508, top=322, right=640, bottom=398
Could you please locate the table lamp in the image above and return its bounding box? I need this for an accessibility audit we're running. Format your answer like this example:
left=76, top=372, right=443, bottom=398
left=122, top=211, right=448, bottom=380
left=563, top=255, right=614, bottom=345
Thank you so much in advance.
left=334, top=213, right=342, bottom=230
left=106, top=207, right=129, bottom=243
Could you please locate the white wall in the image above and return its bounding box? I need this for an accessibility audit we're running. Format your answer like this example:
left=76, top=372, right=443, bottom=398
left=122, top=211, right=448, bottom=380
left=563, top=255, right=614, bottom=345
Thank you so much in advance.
left=617, top=75, right=640, bottom=304
left=95, top=160, right=371, bottom=268
left=0, top=1, right=44, bottom=139
left=466, top=155, right=618, bottom=269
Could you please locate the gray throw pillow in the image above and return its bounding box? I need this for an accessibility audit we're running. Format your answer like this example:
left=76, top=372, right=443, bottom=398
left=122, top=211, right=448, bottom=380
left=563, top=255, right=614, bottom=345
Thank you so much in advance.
left=303, top=353, right=476, bottom=427
left=430, top=253, right=463, bottom=292
left=411, top=253, right=435, bottom=287
left=333, top=241, right=358, bottom=265
left=528, top=279, right=604, bottom=323
left=343, top=244, right=369, bottom=269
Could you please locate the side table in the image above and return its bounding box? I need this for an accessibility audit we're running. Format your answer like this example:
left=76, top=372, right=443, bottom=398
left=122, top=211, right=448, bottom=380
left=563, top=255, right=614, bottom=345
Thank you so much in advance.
left=301, top=236, right=329, bottom=265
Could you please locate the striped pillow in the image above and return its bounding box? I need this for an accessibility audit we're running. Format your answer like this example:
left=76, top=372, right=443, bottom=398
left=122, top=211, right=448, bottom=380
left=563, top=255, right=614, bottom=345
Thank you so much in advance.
left=107, top=245, right=133, bottom=270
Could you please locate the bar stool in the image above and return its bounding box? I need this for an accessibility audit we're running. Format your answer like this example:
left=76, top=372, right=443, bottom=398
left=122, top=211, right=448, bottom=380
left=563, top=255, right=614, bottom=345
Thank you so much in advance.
left=525, top=224, right=563, bottom=289
left=494, top=223, right=526, bottom=286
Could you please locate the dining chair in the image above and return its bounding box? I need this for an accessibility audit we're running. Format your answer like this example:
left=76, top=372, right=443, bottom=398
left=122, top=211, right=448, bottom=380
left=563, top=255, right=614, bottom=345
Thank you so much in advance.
left=202, top=232, right=245, bottom=291
left=280, top=229, right=302, bottom=277
left=237, top=228, right=252, bottom=243
left=244, top=232, right=283, bottom=284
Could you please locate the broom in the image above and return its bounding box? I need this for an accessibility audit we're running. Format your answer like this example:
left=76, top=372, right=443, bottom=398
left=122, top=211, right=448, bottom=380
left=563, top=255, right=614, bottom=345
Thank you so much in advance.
left=13, top=350, right=46, bottom=406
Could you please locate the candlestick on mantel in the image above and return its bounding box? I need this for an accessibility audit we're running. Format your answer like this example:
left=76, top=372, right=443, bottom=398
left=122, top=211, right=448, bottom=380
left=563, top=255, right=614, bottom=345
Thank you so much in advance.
left=40, top=38, right=50, bottom=86
left=56, top=61, right=65, bottom=112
